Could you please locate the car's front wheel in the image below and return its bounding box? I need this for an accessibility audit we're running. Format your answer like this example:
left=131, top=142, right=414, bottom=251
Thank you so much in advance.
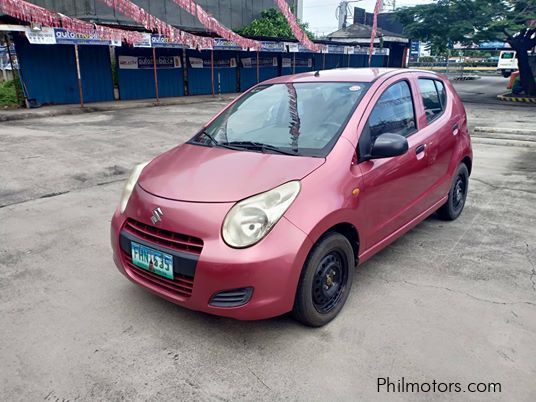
left=293, top=232, right=354, bottom=327
left=437, top=163, right=469, bottom=221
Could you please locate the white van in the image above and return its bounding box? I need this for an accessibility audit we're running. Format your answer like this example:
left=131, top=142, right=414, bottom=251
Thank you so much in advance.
left=497, top=51, right=518, bottom=77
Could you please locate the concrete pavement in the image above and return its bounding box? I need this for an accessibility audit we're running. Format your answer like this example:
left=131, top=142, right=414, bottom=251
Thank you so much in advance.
left=1, top=97, right=535, bottom=401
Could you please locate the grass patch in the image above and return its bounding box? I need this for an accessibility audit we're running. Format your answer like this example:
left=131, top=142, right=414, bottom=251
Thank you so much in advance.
left=0, top=78, right=23, bottom=108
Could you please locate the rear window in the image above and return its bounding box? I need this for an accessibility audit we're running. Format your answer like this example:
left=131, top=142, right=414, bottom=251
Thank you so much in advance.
left=418, top=79, right=446, bottom=123
left=501, top=52, right=515, bottom=59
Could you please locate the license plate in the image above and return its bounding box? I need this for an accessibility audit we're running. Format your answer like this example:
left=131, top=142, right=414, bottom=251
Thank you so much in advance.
left=131, top=242, right=174, bottom=280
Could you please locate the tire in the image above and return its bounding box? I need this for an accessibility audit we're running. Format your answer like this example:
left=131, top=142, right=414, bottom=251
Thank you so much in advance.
left=502, top=70, right=511, bottom=78
left=293, top=232, right=355, bottom=327
left=437, top=163, right=469, bottom=221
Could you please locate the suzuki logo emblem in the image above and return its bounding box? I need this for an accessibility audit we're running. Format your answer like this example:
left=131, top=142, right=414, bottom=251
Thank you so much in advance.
left=150, top=207, right=164, bottom=225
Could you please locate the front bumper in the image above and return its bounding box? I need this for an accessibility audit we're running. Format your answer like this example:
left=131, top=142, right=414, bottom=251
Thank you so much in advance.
left=111, top=185, right=312, bottom=320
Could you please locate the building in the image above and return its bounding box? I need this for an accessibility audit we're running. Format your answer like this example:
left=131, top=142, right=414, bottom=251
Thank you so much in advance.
left=326, top=7, right=409, bottom=68
left=25, top=0, right=302, bottom=33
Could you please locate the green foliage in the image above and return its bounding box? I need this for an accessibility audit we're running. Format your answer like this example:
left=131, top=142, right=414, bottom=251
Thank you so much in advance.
left=396, top=0, right=536, bottom=94
left=235, top=8, right=315, bottom=39
left=396, top=0, right=536, bottom=54
left=0, top=78, right=22, bottom=107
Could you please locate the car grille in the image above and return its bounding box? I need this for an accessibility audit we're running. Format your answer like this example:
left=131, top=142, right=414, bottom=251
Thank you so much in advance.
left=123, top=218, right=204, bottom=255
left=122, top=250, right=194, bottom=298
left=209, top=288, right=253, bottom=307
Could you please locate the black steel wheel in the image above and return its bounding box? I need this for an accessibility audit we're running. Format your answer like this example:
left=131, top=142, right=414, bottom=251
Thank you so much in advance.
left=438, top=163, right=469, bottom=221
left=293, top=232, right=354, bottom=327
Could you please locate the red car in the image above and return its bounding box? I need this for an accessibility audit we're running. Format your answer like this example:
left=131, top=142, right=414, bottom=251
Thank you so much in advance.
left=111, top=68, right=472, bottom=326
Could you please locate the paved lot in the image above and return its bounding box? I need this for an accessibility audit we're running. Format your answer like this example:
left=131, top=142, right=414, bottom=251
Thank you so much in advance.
left=1, top=94, right=535, bottom=401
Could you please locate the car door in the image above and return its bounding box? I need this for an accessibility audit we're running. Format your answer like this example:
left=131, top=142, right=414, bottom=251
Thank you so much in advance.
left=356, top=77, right=437, bottom=252
left=414, top=77, right=459, bottom=208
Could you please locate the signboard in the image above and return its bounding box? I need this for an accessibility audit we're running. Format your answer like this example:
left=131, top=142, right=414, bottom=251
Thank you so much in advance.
left=409, top=40, right=420, bottom=62
left=54, top=28, right=121, bottom=46
left=25, top=27, right=120, bottom=46
left=25, top=27, right=56, bottom=44
left=132, top=33, right=152, bottom=48
left=150, top=35, right=187, bottom=48
left=260, top=41, right=285, bottom=52
left=282, top=57, right=291, bottom=68
left=287, top=43, right=299, bottom=53
left=189, top=57, right=237, bottom=68
left=214, top=38, right=243, bottom=50
left=118, top=55, right=182, bottom=69
left=241, top=57, right=278, bottom=67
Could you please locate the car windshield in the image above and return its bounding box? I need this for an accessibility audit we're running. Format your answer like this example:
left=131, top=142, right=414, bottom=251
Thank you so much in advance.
left=190, top=82, right=369, bottom=157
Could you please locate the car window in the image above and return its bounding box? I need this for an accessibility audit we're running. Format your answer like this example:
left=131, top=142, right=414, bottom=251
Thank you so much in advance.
left=435, top=80, right=447, bottom=109
left=192, top=82, right=370, bottom=157
left=367, top=80, right=416, bottom=141
left=418, top=79, right=443, bottom=123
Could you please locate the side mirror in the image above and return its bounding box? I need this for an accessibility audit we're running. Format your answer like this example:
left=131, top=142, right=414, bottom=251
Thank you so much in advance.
left=370, top=133, right=408, bottom=159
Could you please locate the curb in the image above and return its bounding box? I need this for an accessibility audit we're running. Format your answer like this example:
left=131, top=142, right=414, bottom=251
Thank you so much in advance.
left=0, top=95, right=236, bottom=122
left=496, top=93, right=536, bottom=104
left=474, top=126, right=536, bottom=135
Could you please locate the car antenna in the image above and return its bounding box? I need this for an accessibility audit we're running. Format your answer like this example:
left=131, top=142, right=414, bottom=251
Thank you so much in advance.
left=314, top=70, right=320, bottom=77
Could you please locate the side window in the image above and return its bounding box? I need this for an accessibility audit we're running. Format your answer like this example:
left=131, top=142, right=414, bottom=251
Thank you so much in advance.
left=435, top=80, right=447, bottom=109
left=418, top=79, right=443, bottom=123
left=367, top=80, right=416, bottom=141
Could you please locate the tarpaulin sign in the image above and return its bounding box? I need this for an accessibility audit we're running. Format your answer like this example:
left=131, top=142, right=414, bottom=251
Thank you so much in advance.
left=189, top=57, right=237, bottom=68
left=241, top=57, right=278, bottom=68
left=118, top=55, right=182, bottom=69
left=54, top=28, right=121, bottom=46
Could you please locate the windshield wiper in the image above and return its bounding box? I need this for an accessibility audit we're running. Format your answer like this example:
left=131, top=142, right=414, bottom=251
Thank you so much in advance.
left=227, top=141, right=299, bottom=156
left=197, top=131, right=243, bottom=151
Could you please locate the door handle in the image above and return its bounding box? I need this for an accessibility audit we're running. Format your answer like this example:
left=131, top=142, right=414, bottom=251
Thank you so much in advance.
left=416, top=144, right=426, bottom=154
left=452, top=123, right=459, bottom=135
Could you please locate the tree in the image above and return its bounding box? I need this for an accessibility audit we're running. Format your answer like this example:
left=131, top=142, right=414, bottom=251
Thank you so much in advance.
left=397, top=0, right=536, bottom=96
left=235, top=8, right=314, bottom=39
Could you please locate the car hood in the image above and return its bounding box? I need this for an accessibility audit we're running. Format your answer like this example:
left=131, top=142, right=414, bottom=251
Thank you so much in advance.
left=138, top=143, right=325, bottom=202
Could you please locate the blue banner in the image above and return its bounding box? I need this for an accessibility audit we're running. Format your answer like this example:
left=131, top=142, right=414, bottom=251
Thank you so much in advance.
left=53, top=28, right=120, bottom=46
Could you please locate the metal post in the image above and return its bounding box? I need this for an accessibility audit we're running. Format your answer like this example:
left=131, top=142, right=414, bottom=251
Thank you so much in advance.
left=323, top=52, right=326, bottom=69
left=152, top=46, right=159, bottom=103
left=74, top=45, right=84, bottom=108
left=293, top=52, right=296, bottom=74
left=256, top=50, right=260, bottom=83
left=4, top=34, right=23, bottom=105
left=211, top=49, right=215, bottom=97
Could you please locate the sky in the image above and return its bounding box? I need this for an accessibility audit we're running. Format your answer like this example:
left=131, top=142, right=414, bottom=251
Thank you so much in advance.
left=302, top=0, right=432, bottom=37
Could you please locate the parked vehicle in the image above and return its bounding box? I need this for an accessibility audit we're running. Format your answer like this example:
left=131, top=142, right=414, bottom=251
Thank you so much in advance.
left=111, top=68, right=473, bottom=327
left=497, top=50, right=518, bottom=77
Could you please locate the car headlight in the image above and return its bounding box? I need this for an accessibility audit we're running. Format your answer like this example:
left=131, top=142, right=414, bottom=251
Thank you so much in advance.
left=119, top=161, right=149, bottom=214
left=222, top=181, right=301, bottom=248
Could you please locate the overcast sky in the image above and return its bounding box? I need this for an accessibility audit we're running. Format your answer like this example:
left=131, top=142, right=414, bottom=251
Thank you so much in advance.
left=302, top=0, right=432, bottom=37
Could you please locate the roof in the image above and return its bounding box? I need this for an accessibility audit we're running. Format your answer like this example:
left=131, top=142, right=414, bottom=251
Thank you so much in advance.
left=327, top=23, right=408, bottom=44
left=262, top=68, right=401, bottom=84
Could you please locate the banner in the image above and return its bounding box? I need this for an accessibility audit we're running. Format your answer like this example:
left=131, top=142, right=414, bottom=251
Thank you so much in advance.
left=118, top=55, right=182, bottom=69
left=24, top=26, right=56, bottom=44
left=189, top=57, right=237, bottom=68
left=54, top=28, right=121, bottom=46
left=261, top=41, right=285, bottom=52
left=241, top=57, right=278, bottom=68
left=213, top=38, right=244, bottom=51
left=282, top=57, right=312, bottom=67
left=25, top=27, right=121, bottom=46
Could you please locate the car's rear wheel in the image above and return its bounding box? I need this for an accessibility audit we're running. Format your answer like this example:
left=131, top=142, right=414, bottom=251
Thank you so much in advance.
left=437, top=163, right=469, bottom=221
left=293, top=232, right=354, bottom=327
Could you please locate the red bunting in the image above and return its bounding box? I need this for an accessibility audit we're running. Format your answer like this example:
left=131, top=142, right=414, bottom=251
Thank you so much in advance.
left=0, top=0, right=147, bottom=44
left=369, top=0, right=383, bottom=66
left=170, top=0, right=261, bottom=50
left=96, top=0, right=214, bottom=49
left=272, top=0, right=323, bottom=52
